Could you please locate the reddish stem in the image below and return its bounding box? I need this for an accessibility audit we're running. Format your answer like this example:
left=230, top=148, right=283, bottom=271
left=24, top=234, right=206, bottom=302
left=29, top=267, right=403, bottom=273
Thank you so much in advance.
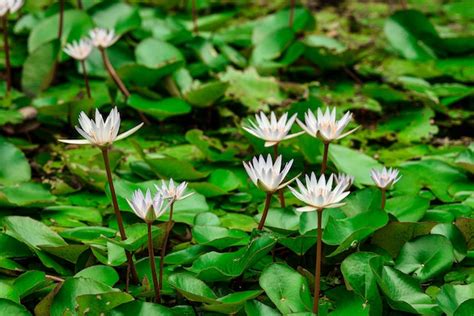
left=273, top=144, right=286, bottom=208
left=147, top=222, right=161, bottom=302
left=289, top=0, right=295, bottom=28
left=321, top=142, right=329, bottom=174
left=192, top=0, right=198, bottom=34
left=257, top=193, right=273, bottom=230
left=99, top=48, right=150, bottom=125
left=2, top=17, right=11, bottom=95
left=313, top=208, right=323, bottom=314
left=101, top=148, right=138, bottom=284
left=80, top=60, right=92, bottom=99
left=100, top=48, right=130, bottom=98
left=159, top=202, right=174, bottom=289
left=58, top=0, right=64, bottom=39
left=381, top=188, right=386, bottom=210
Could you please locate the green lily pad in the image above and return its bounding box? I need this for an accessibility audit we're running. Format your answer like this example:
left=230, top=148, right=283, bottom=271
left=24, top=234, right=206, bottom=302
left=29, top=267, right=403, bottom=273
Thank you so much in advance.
left=384, top=10, right=438, bottom=60
left=91, top=2, right=140, bottom=34
left=192, top=225, right=249, bottom=249
left=329, top=145, right=382, bottom=186
left=76, top=291, right=134, bottom=315
left=385, top=194, right=431, bottom=222
left=259, top=263, right=312, bottom=314
left=165, top=245, right=211, bottom=266
left=219, top=67, right=286, bottom=112
left=135, top=38, right=184, bottom=69
left=188, top=234, right=276, bottom=281
left=371, top=265, right=436, bottom=314
left=1, top=216, right=67, bottom=250
left=75, top=265, right=119, bottom=287
left=168, top=272, right=217, bottom=304
left=13, top=271, right=47, bottom=299
left=143, top=156, right=209, bottom=181
left=0, top=138, right=31, bottom=185
left=0, top=299, right=31, bottom=315
left=395, top=234, right=455, bottom=281
left=341, top=252, right=384, bottom=316
left=108, top=300, right=184, bottom=315
left=324, top=209, right=389, bottom=256
left=127, top=95, right=191, bottom=121
left=436, top=283, right=474, bottom=316
left=185, top=129, right=237, bottom=162
left=371, top=222, right=436, bottom=257
left=431, top=223, right=467, bottom=262
left=50, top=277, right=116, bottom=315
left=183, top=81, right=229, bottom=107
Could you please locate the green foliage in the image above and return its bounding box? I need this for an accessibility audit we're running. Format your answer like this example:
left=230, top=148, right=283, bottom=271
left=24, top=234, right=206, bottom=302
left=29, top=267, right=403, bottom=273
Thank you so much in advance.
left=0, top=0, right=472, bottom=314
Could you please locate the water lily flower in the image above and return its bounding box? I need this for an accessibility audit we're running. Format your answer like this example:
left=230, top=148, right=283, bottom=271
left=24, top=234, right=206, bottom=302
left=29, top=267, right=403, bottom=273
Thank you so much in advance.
left=154, top=178, right=193, bottom=291
left=370, top=167, right=401, bottom=190
left=0, top=0, right=23, bottom=16
left=127, top=189, right=169, bottom=223
left=335, top=173, right=354, bottom=191
left=89, top=27, right=119, bottom=48
left=63, top=39, right=92, bottom=60
left=298, top=107, right=358, bottom=143
left=243, top=112, right=304, bottom=147
left=155, top=179, right=194, bottom=202
left=58, top=107, right=143, bottom=146
left=243, top=154, right=296, bottom=193
left=127, top=189, right=167, bottom=302
left=290, top=172, right=350, bottom=315
left=289, top=173, right=350, bottom=212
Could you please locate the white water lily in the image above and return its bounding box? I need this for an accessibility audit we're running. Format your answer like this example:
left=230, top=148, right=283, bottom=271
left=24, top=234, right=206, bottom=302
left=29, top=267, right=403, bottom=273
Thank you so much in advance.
left=289, top=173, right=350, bottom=212
left=243, top=154, right=296, bottom=193
left=58, top=107, right=143, bottom=146
left=297, top=107, right=357, bottom=142
left=0, top=0, right=23, bottom=16
left=89, top=27, right=119, bottom=48
left=243, top=112, right=304, bottom=147
left=155, top=179, right=194, bottom=202
left=335, top=173, right=354, bottom=191
left=127, top=189, right=168, bottom=223
left=371, top=167, right=401, bottom=189
left=63, top=39, right=92, bottom=60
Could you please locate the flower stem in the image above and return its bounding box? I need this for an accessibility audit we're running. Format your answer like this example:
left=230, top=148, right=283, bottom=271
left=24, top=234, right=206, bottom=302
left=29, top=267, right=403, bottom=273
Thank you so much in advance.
left=101, top=147, right=138, bottom=285
left=289, top=0, right=295, bottom=28
left=321, top=142, right=330, bottom=174
left=313, top=208, right=324, bottom=314
left=80, top=60, right=92, bottom=99
left=273, top=144, right=286, bottom=208
left=2, top=16, right=11, bottom=96
left=147, top=222, right=161, bottom=303
left=257, top=193, right=273, bottom=230
left=192, top=0, right=198, bottom=34
left=99, top=48, right=150, bottom=125
left=159, top=201, right=174, bottom=290
left=58, top=0, right=64, bottom=39
left=77, top=0, right=83, bottom=9
left=381, top=188, right=386, bottom=210
left=99, top=47, right=130, bottom=98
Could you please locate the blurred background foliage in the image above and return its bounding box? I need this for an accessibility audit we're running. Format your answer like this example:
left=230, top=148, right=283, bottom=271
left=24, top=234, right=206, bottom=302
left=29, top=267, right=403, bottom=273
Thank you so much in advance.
left=0, top=0, right=473, bottom=315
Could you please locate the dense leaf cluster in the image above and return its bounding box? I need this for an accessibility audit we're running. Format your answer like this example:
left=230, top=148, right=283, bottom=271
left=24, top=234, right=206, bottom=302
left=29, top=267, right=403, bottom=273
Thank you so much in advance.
left=0, top=0, right=472, bottom=315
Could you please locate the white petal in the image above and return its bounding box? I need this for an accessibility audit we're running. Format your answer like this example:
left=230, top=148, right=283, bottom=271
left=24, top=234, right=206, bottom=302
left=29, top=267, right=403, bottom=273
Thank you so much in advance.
left=58, top=138, right=91, bottom=145
left=335, top=126, right=359, bottom=140
left=283, top=131, right=305, bottom=140
left=296, top=206, right=318, bottom=212
left=264, top=141, right=278, bottom=147
left=115, top=123, right=144, bottom=141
